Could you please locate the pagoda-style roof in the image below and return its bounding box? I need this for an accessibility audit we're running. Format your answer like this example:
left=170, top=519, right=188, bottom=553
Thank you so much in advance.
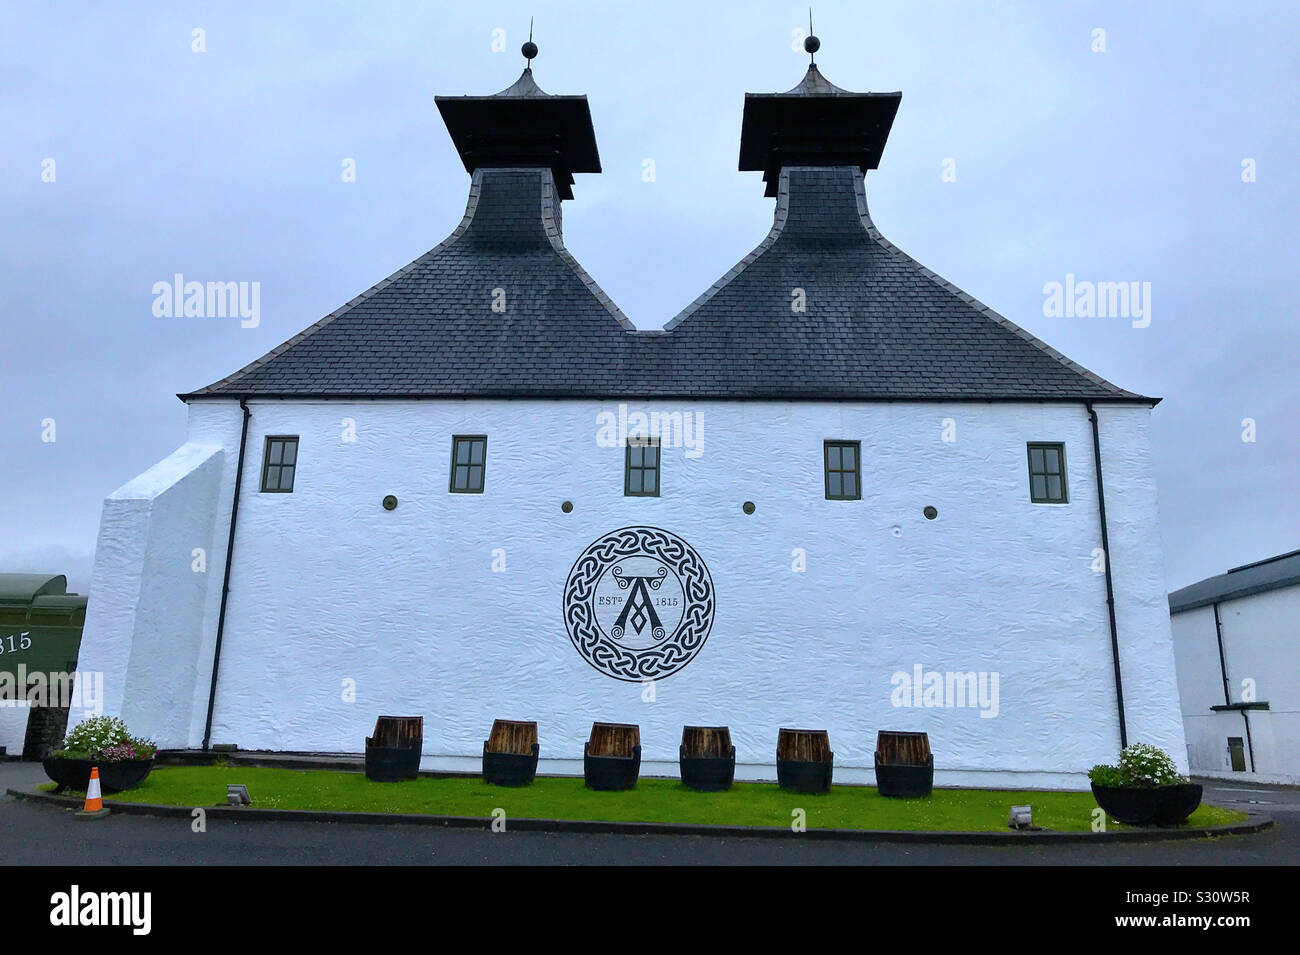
left=182, top=54, right=1153, bottom=406
left=435, top=67, right=600, bottom=200
left=739, top=65, right=901, bottom=196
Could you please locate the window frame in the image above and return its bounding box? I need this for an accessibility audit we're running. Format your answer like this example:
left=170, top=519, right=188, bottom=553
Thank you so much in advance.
left=448, top=435, right=488, bottom=494
left=624, top=436, right=661, bottom=498
left=1227, top=737, right=1246, bottom=772
left=260, top=435, right=300, bottom=493
left=823, top=439, right=862, bottom=501
left=1026, top=441, right=1069, bottom=504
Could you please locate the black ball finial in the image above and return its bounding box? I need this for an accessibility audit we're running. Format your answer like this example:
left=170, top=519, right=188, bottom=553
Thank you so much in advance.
left=522, top=40, right=538, bottom=61
left=804, top=35, right=820, bottom=55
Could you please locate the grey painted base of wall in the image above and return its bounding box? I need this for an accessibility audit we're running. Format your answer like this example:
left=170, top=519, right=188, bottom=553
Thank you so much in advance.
left=413, top=755, right=1089, bottom=792
left=169, top=749, right=1093, bottom=791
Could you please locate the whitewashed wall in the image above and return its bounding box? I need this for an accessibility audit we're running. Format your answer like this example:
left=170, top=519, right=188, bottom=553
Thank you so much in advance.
left=77, top=397, right=1186, bottom=789
left=75, top=443, right=225, bottom=740
left=1170, top=604, right=1228, bottom=771
left=1171, top=586, right=1300, bottom=782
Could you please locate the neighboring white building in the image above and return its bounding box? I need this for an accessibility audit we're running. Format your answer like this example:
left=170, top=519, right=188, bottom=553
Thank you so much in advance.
left=1169, top=550, right=1300, bottom=784
left=72, top=48, right=1188, bottom=790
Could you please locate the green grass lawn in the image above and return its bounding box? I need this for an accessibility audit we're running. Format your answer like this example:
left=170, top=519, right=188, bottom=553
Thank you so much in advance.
left=42, top=766, right=1247, bottom=833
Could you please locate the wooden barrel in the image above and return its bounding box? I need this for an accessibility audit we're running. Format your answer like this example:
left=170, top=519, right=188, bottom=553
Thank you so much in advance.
left=584, top=722, right=641, bottom=791
left=365, top=715, right=423, bottom=782
left=588, top=722, right=640, bottom=758
left=681, top=726, right=732, bottom=758
left=777, top=728, right=831, bottom=763
left=874, top=730, right=934, bottom=798
left=679, top=726, right=735, bottom=792
left=368, top=715, right=423, bottom=749
left=876, top=730, right=931, bottom=765
left=483, top=719, right=539, bottom=787
left=776, top=728, right=833, bottom=794
left=486, top=719, right=538, bottom=755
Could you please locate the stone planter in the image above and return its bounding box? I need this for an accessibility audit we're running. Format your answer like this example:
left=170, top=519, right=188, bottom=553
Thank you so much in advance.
left=1091, top=782, right=1203, bottom=826
left=42, top=756, right=154, bottom=794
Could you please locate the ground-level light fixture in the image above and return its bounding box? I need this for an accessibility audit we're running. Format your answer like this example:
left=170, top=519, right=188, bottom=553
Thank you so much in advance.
left=227, top=784, right=252, bottom=806
left=1008, top=805, right=1032, bottom=829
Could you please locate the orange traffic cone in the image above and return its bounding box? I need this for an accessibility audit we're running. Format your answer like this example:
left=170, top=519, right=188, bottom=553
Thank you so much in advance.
left=75, top=766, right=110, bottom=820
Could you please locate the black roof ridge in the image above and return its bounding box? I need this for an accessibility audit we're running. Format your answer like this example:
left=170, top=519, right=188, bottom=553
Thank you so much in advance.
left=184, top=168, right=632, bottom=398
left=1228, top=548, right=1300, bottom=574
left=666, top=164, right=1149, bottom=401
left=182, top=392, right=1155, bottom=403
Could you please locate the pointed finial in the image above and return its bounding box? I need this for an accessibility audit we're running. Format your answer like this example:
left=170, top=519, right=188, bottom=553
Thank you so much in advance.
left=804, top=9, right=820, bottom=65
left=521, top=18, right=537, bottom=64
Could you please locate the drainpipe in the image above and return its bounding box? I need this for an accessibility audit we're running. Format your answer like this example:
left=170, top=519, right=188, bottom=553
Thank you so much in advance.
left=1086, top=401, right=1127, bottom=749
left=1212, top=602, right=1232, bottom=705
left=1213, top=602, right=1255, bottom=771
left=203, top=398, right=251, bottom=751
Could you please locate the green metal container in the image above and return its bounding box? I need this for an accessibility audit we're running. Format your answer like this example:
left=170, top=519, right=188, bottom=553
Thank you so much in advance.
left=0, top=574, right=88, bottom=759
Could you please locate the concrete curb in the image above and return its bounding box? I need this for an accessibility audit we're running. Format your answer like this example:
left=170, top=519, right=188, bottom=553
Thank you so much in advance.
left=6, top=787, right=1274, bottom=845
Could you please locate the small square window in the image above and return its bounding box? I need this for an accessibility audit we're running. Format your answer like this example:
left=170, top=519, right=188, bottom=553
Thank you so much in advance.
left=1228, top=737, right=1246, bottom=772
left=1027, top=442, right=1068, bottom=503
left=450, top=436, right=487, bottom=493
left=824, top=440, right=861, bottom=500
left=261, top=436, right=299, bottom=493
left=625, top=437, right=660, bottom=497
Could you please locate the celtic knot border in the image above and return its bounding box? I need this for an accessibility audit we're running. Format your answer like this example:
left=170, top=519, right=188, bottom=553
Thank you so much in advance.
left=563, top=526, right=715, bottom=682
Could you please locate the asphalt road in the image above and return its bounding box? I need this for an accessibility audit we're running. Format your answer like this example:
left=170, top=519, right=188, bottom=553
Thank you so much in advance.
left=2, top=762, right=1296, bottom=865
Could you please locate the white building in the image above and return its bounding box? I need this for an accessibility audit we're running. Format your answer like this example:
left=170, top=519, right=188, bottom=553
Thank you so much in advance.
left=73, top=48, right=1187, bottom=790
left=1169, top=549, right=1300, bottom=783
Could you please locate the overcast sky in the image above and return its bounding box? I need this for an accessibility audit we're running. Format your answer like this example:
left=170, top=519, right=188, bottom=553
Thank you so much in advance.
left=2, top=1, right=1296, bottom=594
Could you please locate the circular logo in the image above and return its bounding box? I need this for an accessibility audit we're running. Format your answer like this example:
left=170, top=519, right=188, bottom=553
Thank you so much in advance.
left=563, top=526, right=715, bottom=681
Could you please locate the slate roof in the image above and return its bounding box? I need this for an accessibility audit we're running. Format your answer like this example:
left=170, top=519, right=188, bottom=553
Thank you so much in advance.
left=184, top=69, right=1153, bottom=403
left=187, top=167, right=637, bottom=398
left=1168, top=549, right=1300, bottom=613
